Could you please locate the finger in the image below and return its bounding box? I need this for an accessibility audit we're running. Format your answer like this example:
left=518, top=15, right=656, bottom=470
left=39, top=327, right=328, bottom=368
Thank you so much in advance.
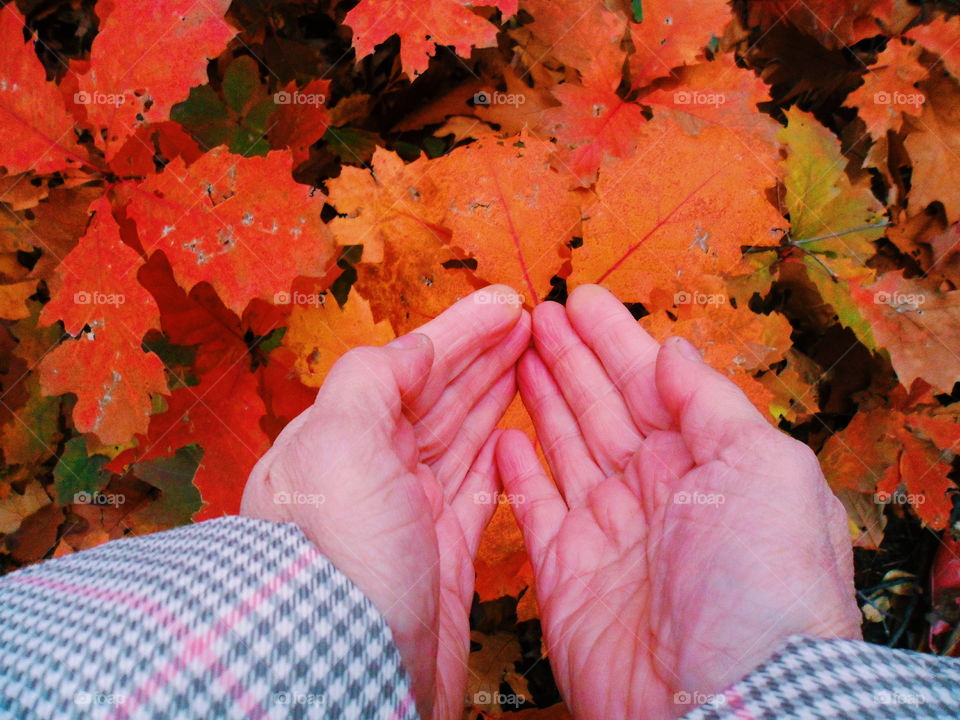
left=450, top=430, right=502, bottom=557
left=315, top=334, right=435, bottom=433
left=532, top=301, right=642, bottom=473
left=518, top=349, right=604, bottom=507
left=416, top=311, right=530, bottom=461
left=566, top=284, right=672, bottom=433
left=408, top=284, right=523, bottom=418
left=496, top=430, right=566, bottom=571
left=655, top=336, right=768, bottom=465
left=432, top=368, right=517, bottom=498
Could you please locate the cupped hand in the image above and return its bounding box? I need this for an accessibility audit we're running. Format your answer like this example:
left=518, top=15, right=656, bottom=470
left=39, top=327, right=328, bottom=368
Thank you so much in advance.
left=496, top=284, right=861, bottom=720
left=241, top=285, right=530, bottom=720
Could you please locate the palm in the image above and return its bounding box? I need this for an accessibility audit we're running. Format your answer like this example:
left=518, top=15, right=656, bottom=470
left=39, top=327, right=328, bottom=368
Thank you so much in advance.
left=242, top=286, right=530, bottom=720
left=497, top=285, right=860, bottom=720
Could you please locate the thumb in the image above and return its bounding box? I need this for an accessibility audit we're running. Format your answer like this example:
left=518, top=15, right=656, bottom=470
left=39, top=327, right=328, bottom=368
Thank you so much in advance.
left=655, top=336, right=767, bottom=465
left=315, top=333, right=435, bottom=425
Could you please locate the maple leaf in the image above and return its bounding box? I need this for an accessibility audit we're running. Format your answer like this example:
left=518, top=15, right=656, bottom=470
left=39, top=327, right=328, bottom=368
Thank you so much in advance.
left=844, top=40, right=927, bottom=140
left=283, top=288, right=394, bottom=387
left=128, top=447, right=204, bottom=533
left=73, top=0, right=236, bottom=157
left=640, top=55, right=780, bottom=163
left=641, top=281, right=793, bottom=418
left=906, top=15, right=960, bottom=81
left=0, top=305, right=62, bottom=467
left=127, top=148, right=336, bottom=315
left=746, top=0, right=905, bottom=49
left=542, top=83, right=647, bottom=186
left=466, top=631, right=531, bottom=715
left=835, top=488, right=887, bottom=550
left=0, top=5, right=87, bottom=175
left=353, top=231, right=479, bottom=334
left=820, top=403, right=958, bottom=530
left=130, top=360, right=270, bottom=520
left=570, top=115, right=782, bottom=302
left=519, top=0, right=627, bottom=90
left=0, top=280, right=35, bottom=320
left=628, top=0, right=730, bottom=88
left=171, top=55, right=278, bottom=158
left=777, top=108, right=887, bottom=346
left=38, top=195, right=167, bottom=444
left=52, top=436, right=111, bottom=505
left=327, top=146, right=445, bottom=265
left=344, top=0, right=516, bottom=78
left=0, top=480, right=50, bottom=535
left=904, top=72, right=960, bottom=223
left=849, top=272, right=960, bottom=394
left=269, top=79, right=331, bottom=161
left=427, top=134, right=580, bottom=301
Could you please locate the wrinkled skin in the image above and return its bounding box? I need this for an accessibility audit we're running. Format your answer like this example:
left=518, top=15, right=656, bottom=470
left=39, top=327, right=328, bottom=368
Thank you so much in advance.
left=241, top=285, right=530, bottom=720
left=495, top=284, right=861, bottom=720
left=242, top=281, right=860, bottom=720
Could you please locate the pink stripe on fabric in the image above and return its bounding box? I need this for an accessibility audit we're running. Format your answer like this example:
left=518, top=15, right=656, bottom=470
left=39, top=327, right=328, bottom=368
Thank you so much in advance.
left=111, top=546, right=320, bottom=720
left=12, top=571, right=274, bottom=718
left=723, top=688, right=754, bottom=719
left=11, top=575, right=188, bottom=635
left=388, top=689, right=415, bottom=720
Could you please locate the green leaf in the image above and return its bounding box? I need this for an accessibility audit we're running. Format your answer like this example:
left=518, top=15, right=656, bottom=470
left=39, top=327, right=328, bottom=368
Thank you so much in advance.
left=779, top=108, right=885, bottom=349
left=324, top=126, right=381, bottom=165
left=53, top=436, right=111, bottom=505
left=171, top=85, right=232, bottom=150
left=223, top=56, right=261, bottom=115
left=229, top=96, right=275, bottom=157
left=131, top=446, right=204, bottom=527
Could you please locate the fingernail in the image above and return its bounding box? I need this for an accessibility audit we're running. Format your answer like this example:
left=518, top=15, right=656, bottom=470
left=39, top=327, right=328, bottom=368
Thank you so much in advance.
left=388, top=333, right=429, bottom=351
left=673, top=337, right=703, bottom=362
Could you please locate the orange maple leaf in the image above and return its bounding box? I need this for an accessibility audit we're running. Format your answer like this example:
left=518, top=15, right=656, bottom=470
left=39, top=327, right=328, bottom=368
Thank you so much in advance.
left=345, top=0, right=516, bottom=77
left=127, top=149, right=336, bottom=315
left=38, top=195, right=167, bottom=444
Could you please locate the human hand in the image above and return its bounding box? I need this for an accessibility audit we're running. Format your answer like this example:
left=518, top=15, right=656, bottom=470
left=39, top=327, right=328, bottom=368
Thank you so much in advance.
left=241, top=286, right=530, bottom=720
left=497, top=284, right=861, bottom=720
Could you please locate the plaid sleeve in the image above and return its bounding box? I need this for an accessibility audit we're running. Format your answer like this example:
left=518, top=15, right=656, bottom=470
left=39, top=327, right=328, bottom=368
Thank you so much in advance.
left=0, top=516, right=419, bottom=720
left=679, top=634, right=960, bottom=719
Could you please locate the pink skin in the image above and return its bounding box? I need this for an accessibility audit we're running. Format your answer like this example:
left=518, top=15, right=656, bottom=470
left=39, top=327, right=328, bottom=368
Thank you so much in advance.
left=496, top=284, right=862, bottom=720
left=242, top=281, right=861, bottom=720
left=241, top=285, right=531, bottom=720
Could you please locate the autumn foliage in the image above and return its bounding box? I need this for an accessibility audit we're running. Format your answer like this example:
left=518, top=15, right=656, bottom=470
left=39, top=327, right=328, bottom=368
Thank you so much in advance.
left=2, top=0, right=960, bottom=711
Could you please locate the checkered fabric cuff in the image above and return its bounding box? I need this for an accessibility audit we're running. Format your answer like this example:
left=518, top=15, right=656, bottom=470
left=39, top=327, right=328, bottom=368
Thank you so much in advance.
left=0, top=516, right=418, bottom=720
left=680, top=634, right=960, bottom=719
